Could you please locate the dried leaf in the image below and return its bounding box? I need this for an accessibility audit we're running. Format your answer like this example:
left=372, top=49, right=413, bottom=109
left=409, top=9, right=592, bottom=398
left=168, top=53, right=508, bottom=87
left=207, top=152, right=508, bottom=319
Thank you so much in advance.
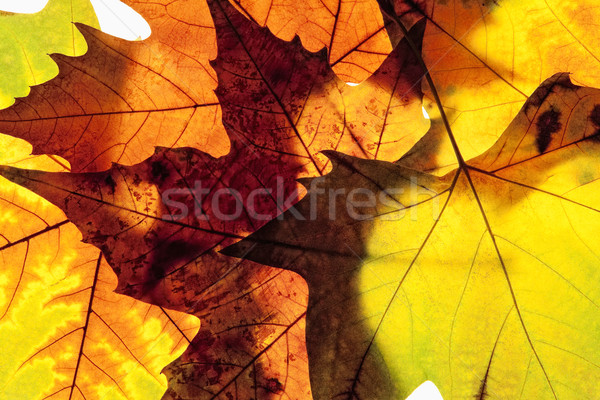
left=379, top=0, right=600, bottom=171
left=0, top=136, right=197, bottom=400
left=0, top=2, right=429, bottom=394
left=224, top=73, right=600, bottom=399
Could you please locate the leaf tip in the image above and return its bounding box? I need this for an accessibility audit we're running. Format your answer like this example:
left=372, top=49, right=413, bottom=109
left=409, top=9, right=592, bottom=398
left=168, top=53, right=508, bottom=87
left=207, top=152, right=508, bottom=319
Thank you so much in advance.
left=320, top=150, right=349, bottom=169
left=220, top=239, right=254, bottom=260
left=296, top=177, right=313, bottom=188
left=0, top=165, right=28, bottom=186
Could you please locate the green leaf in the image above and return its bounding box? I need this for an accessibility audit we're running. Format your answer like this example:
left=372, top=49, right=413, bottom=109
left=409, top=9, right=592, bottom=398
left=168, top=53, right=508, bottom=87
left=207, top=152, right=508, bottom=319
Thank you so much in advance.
left=0, top=0, right=98, bottom=109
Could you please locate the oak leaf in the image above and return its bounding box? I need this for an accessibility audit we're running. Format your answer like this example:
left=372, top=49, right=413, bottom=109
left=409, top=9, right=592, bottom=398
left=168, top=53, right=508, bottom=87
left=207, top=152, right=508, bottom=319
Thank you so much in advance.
left=0, top=0, right=98, bottom=108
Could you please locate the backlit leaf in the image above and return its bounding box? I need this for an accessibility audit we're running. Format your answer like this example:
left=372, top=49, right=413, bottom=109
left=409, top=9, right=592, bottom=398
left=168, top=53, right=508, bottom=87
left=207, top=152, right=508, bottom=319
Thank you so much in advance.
left=224, top=73, right=600, bottom=399
left=0, top=135, right=198, bottom=400
left=3, top=0, right=600, bottom=398
left=383, top=0, right=600, bottom=170
left=0, top=2, right=430, bottom=395
left=0, top=0, right=98, bottom=108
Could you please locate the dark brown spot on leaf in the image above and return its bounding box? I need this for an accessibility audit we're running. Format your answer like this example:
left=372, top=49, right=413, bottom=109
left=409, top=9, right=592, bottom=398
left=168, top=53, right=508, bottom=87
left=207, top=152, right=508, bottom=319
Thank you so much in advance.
left=151, top=160, right=170, bottom=182
left=263, top=378, right=284, bottom=394
left=590, top=105, right=600, bottom=138
left=536, top=108, right=561, bottom=153
left=104, top=175, right=117, bottom=194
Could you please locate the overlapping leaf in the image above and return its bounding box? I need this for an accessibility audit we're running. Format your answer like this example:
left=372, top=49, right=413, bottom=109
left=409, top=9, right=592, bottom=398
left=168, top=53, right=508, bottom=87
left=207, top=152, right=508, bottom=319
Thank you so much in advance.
left=0, top=3, right=200, bottom=399
left=0, top=0, right=430, bottom=397
left=224, top=73, right=600, bottom=399
left=372, top=0, right=600, bottom=173
left=232, top=0, right=396, bottom=82
left=6, top=0, right=600, bottom=172
left=0, top=0, right=224, bottom=173
left=5, top=0, right=600, bottom=399
left=0, top=135, right=198, bottom=400
left=0, top=0, right=423, bottom=173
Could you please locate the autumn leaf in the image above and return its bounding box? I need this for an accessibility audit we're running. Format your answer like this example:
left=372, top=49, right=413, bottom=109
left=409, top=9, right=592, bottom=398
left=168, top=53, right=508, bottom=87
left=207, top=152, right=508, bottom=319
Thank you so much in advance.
left=379, top=0, right=600, bottom=172
left=0, top=144, right=314, bottom=398
left=0, top=0, right=432, bottom=396
left=0, top=134, right=198, bottom=399
left=210, top=0, right=428, bottom=175
left=4, top=0, right=600, bottom=398
left=0, top=0, right=425, bottom=173
left=0, top=14, right=222, bottom=172
left=0, top=2, right=199, bottom=399
left=223, top=73, right=600, bottom=399
left=230, top=0, right=396, bottom=82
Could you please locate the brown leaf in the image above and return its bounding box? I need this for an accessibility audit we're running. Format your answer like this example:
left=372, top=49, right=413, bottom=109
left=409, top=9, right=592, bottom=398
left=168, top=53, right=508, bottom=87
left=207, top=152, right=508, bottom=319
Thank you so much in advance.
left=0, top=136, right=197, bottom=399
left=0, top=1, right=224, bottom=173
left=211, top=0, right=428, bottom=175
left=223, top=73, right=600, bottom=399
left=0, top=2, right=430, bottom=396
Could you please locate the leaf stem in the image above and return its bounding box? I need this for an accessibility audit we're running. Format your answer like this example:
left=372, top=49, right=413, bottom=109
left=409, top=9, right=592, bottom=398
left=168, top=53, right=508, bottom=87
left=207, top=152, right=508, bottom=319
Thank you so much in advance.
left=379, top=4, right=466, bottom=167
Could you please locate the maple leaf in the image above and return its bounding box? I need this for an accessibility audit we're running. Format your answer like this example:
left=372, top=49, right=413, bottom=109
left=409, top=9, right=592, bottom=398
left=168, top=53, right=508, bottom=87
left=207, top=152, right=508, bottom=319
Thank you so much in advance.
left=378, top=0, right=600, bottom=172
left=223, top=73, right=600, bottom=399
left=0, top=3, right=199, bottom=399
left=0, top=0, right=429, bottom=398
left=0, top=135, right=198, bottom=399
left=0, top=0, right=224, bottom=173
left=231, top=0, right=398, bottom=82
left=4, top=0, right=600, bottom=399
left=0, top=0, right=421, bottom=173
